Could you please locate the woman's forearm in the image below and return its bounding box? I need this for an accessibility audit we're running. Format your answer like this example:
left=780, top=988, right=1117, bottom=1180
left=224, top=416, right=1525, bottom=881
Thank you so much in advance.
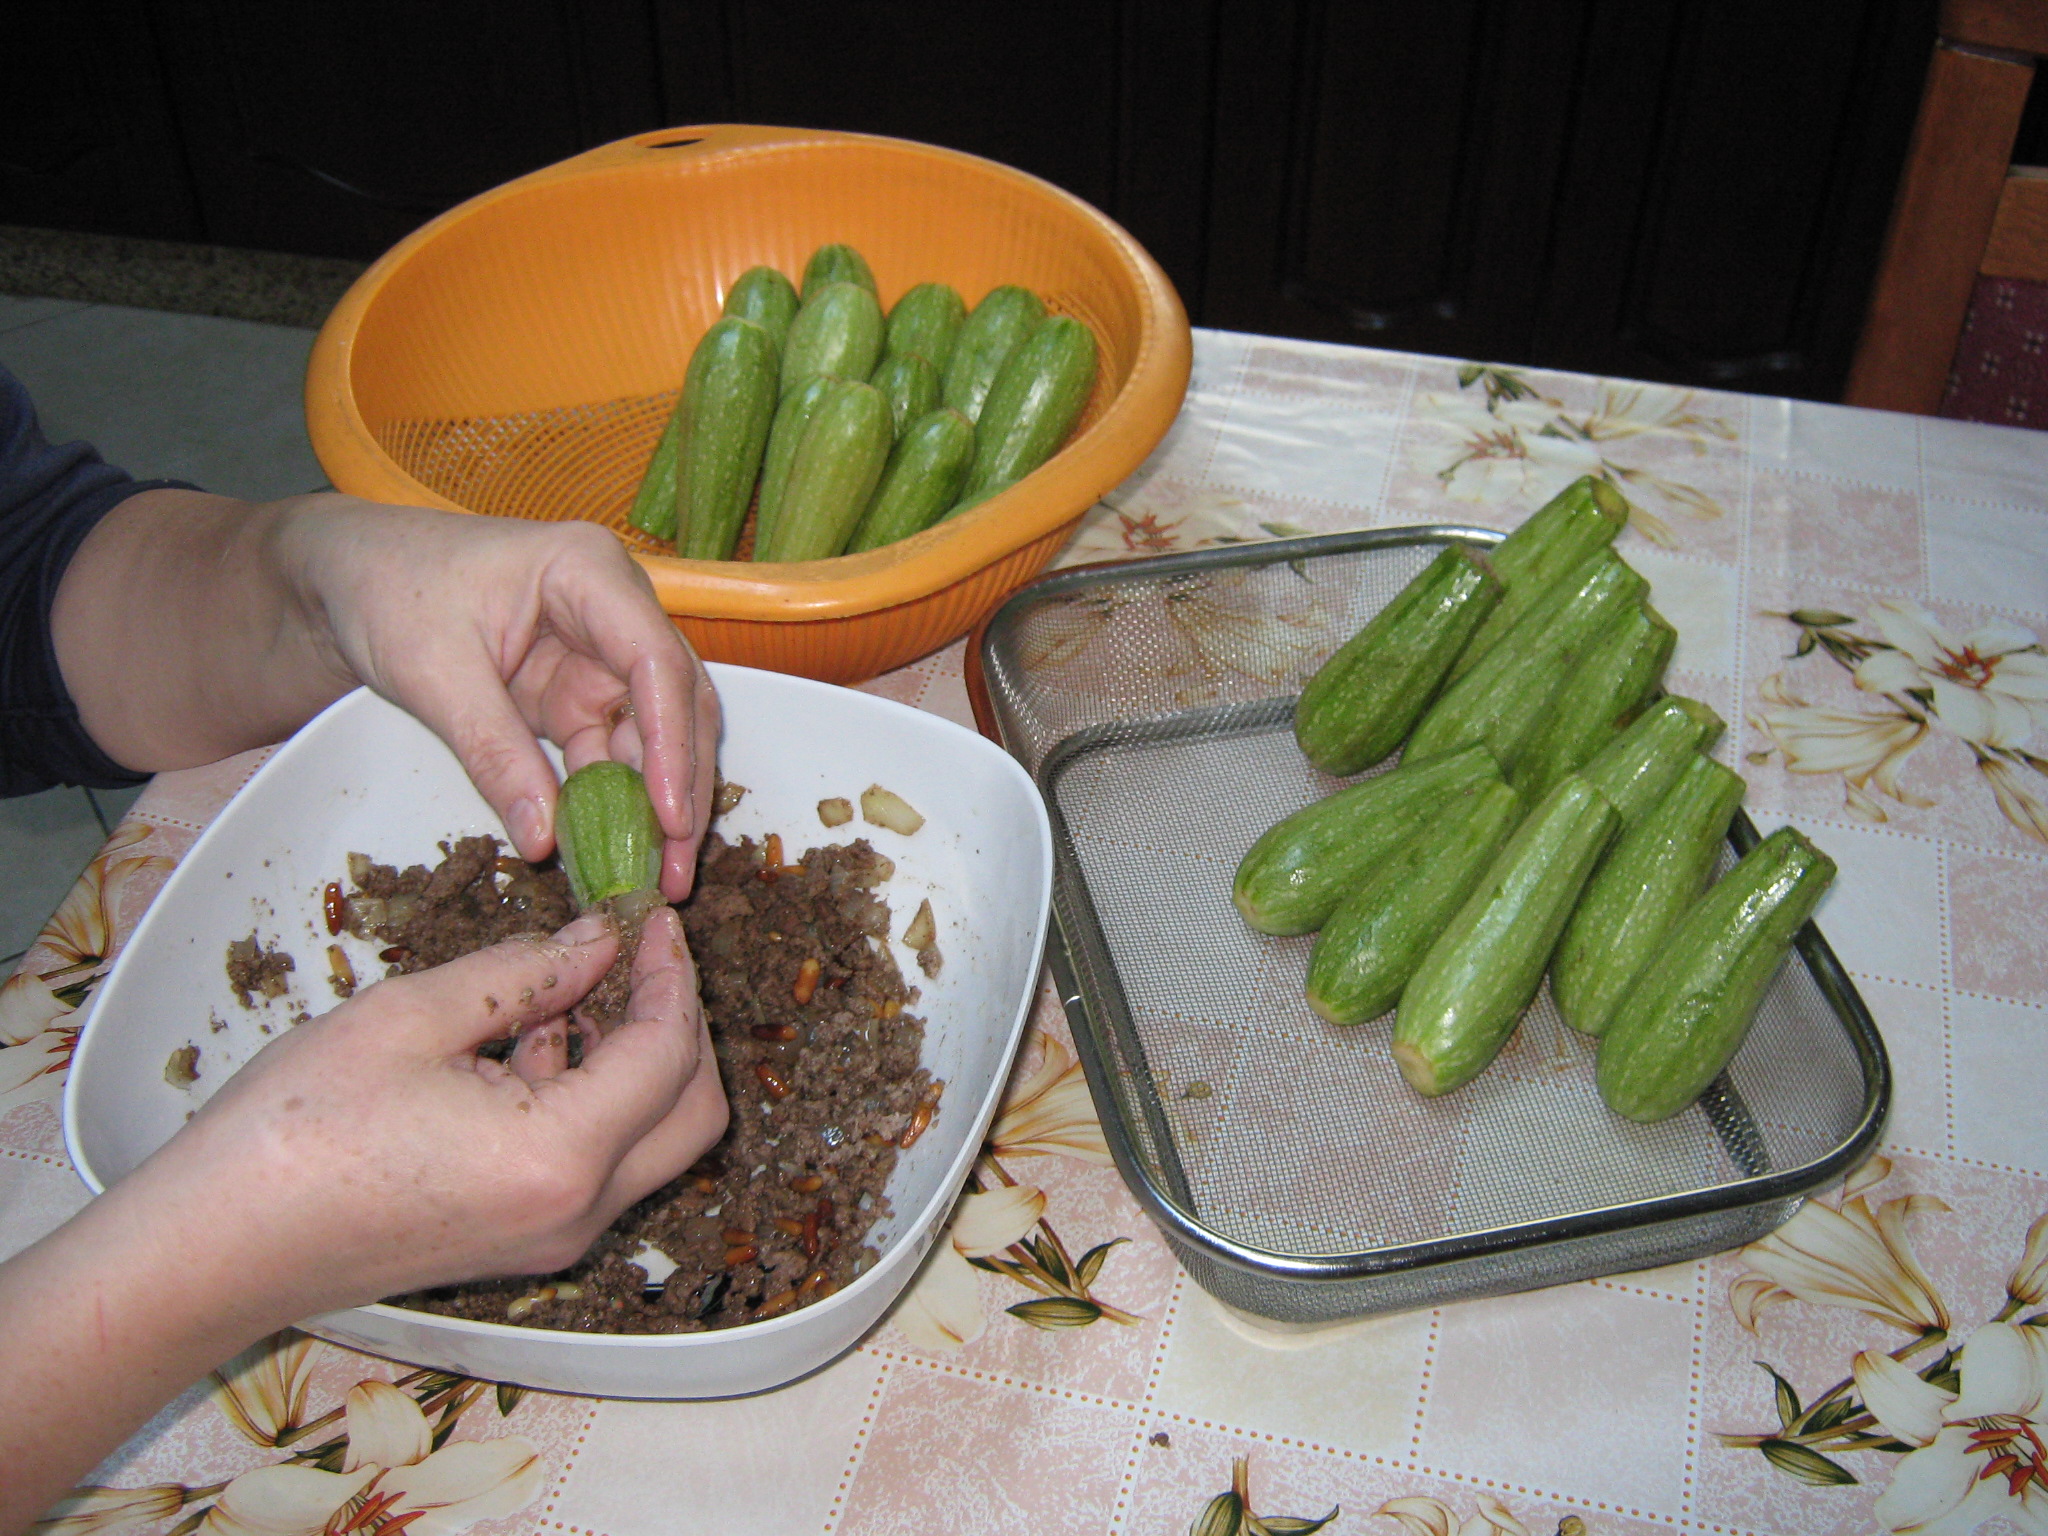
left=50, top=488, right=356, bottom=773
left=0, top=1175, right=292, bottom=1536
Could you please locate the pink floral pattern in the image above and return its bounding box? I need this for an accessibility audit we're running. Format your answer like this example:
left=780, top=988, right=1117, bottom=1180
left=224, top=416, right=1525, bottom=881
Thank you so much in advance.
left=9, top=330, right=2048, bottom=1534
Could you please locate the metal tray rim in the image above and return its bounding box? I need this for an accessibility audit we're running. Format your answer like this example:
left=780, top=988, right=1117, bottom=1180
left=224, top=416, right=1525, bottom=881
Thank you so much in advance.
left=970, top=523, right=1892, bottom=1286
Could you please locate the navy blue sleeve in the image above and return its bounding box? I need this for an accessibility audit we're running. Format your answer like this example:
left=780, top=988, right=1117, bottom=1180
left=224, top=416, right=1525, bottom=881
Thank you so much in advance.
left=0, top=363, right=189, bottom=794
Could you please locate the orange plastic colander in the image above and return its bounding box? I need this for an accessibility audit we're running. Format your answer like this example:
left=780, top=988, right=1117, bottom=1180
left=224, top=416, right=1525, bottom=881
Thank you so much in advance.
left=305, top=124, right=1192, bottom=683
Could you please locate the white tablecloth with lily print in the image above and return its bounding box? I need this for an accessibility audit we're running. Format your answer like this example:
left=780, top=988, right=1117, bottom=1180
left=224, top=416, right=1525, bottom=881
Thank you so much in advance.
left=6, top=329, right=2047, bottom=1536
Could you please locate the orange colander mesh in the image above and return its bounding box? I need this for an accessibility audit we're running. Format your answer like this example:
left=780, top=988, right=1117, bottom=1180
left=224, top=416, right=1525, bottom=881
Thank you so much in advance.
left=308, top=126, right=1190, bottom=676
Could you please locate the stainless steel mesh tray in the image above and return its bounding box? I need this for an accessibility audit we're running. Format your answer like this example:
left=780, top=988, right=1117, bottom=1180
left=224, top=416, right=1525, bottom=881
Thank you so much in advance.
left=967, top=525, right=1890, bottom=1323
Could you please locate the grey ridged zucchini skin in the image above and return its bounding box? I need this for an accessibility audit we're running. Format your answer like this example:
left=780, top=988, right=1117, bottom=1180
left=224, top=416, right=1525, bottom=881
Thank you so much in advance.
left=1293, top=545, right=1503, bottom=776
left=883, top=282, right=968, bottom=373
left=1449, top=476, right=1631, bottom=681
left=723, top=265, right=800, bottom=352
left=942, top=285, right=1046, bottom=421
left=847, top=408, right=976, bottom=553
left=1552, top=755, right=1747, bottom=1037
left=757, top=379, right=893, bottom=562
left=1232, top=745, right=1502, bottom=937
left=674, top=317, right=780, bottom=561
left=1578, top=695, right=1725, bottom=824
left=1596, top=826, right=1836, bottom=1123
left=1306, top=778, right=1523, bottom=1025
left=1513, top=601, right=1677, bottom=801
left=800, top=243, right=877, bottom=300
left=1403, top=549, right=1648, bottom=774
left=1392, top=775, right=1620, bottom=1097
left=780, top=282, right=884, bottom=394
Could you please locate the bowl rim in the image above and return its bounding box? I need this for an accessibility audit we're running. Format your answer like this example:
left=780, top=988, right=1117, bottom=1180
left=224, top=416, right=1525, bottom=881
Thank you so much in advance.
left=60, top=664, right=1057, bottom=1356
left=305, top=123, right=1194, bottom=624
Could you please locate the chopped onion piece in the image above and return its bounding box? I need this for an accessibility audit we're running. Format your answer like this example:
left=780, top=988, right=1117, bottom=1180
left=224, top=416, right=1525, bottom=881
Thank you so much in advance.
left=818, top=796, right=854, bottom=827
left=860, top=784, right=925, bottom=836
left=902, top=897, right=937, bottom=952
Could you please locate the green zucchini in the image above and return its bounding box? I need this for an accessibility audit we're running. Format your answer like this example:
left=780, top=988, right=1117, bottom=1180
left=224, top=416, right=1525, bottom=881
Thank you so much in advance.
left=884, top=281, right=968, bottom=372
left=556, top=761, right=663, bottom=910
left=1306, top=778, right=1522, bottom=1026
left=1403, top=550, right=1648, bottom=774
left=1596, top=826, right=1836, bottom=1123
left=1294, top=545, right=1503, bottom=776
left=942, top=285, right=1046, bottom=421
left=756, top=378, right=893, bottom=562
left=781, top=282, right=884, bottom=395
left=1512, top=601, right=1677, bottom=801
left=1578, top=695, right=1725, bottom=825
left=870, top=351, right=941, bottom=439
left=959, top=315, right=1098, bottom=503
left=1232, top=744, right=1502, bottom=936
left=753, top=374, right=840, bottom=558
left=1392, top=775, right=1621, bottom=1097
left=723, top=265, right=800, bottom=352
left=800, top=243, right=877, bottom=300
left=625, top=400, right=685, bottom=542
left=1450, top=477, right=1631, bottom=682
left=847, top=408, right=976, bottom=553
left=671, top=316, right=779, bottom=561
left=1552, top=755, right=1747, bottom=1037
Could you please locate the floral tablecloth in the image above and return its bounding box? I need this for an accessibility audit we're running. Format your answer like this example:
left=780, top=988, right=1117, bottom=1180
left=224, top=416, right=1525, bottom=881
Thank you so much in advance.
left=6, top=329, right=2048, bottom=1536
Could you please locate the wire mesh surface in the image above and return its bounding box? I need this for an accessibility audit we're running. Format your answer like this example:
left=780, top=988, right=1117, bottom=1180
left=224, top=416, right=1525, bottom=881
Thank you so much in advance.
left=977, top=527, right=1889, bottom=1321
left=376, top=390, right=680, bottom=554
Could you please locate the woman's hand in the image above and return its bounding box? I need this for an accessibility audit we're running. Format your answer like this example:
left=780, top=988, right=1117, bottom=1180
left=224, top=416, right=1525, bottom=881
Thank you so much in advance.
left=154, top=904, right=728, bottom=1306
left=0, top=906, right=726, bottom=1534
left=284, top=502, right=720, bottom=899
left=55, top=492, right=721, bottom=899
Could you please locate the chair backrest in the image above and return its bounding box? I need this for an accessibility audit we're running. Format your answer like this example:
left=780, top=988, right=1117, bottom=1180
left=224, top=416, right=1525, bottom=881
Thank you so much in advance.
left=1844, top=0, right=2048, bottom=413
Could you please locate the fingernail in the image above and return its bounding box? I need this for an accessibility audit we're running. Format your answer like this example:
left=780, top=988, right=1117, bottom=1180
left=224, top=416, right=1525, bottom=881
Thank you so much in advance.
left=510, top=797, right=548, bottom=854
left=557, top=913, right=610, bottom=946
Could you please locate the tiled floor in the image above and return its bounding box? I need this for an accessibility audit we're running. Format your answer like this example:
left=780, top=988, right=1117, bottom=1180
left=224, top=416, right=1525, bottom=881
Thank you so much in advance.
left=0, top=293, right=330, bottom=962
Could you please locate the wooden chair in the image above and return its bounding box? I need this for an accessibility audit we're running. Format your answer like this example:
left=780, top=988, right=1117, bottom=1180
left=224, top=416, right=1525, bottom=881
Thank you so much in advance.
left=1845, top=0, right=2048, bottom=416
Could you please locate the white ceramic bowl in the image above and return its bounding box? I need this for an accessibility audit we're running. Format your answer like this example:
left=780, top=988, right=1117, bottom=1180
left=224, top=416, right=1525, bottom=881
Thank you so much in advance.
left=63, top=664, right=1052, bottom=1398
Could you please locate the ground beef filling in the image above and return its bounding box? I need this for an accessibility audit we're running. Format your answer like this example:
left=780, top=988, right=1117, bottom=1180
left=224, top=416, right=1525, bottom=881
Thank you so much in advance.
left=338, top=832, right=935, bottom=1334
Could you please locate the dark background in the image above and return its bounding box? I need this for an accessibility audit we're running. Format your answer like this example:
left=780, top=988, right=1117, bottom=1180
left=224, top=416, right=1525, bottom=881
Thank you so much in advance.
left=8, top=0, right=2038, bottom=402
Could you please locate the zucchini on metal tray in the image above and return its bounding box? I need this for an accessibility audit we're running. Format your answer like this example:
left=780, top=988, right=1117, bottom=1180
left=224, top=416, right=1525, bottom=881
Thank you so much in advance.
left=1305, top=777, right=1522, bottom=1026
left=1392, top=775, right=1620, bottom=1097
left=1232, top=744, right=1502, bottom=937
left=1552, top=754, right=1747, bottom=1038
left=1293, top=544, right=1503, bottom=776
left=1596, top=826, right=1837, bottom=1122
left=1403, top=548, right=1648, bottom=775
left=1448, top=475, right=1631, bottom=681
